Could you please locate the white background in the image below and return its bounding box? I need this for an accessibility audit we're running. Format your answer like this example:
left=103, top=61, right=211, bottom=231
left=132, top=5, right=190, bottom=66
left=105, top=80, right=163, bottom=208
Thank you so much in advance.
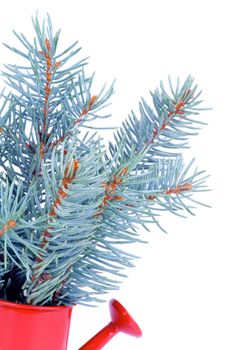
left=0, top=1, right=231, bottom=349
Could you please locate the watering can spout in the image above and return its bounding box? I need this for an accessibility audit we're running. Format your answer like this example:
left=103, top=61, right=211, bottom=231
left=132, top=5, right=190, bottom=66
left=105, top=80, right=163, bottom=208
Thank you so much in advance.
left=79, top=299, right=142, bottom=350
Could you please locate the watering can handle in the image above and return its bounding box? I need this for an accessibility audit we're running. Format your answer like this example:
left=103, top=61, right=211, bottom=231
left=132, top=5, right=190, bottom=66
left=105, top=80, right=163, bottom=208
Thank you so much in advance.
left=79, top=299, right=142, bottom=350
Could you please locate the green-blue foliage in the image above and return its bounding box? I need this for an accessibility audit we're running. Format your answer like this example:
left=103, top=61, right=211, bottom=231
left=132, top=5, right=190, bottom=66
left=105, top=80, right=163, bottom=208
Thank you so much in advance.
left=0, top=13, right=209, bottom=306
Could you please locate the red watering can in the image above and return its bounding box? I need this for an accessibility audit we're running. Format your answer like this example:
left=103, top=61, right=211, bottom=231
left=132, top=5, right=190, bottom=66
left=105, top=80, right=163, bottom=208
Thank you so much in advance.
left=0, top=298, right=142, bottom=350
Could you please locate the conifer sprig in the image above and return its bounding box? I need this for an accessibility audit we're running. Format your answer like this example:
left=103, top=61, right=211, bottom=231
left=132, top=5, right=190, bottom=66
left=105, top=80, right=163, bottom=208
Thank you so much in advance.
left=0, top=14, right=210, bottom=306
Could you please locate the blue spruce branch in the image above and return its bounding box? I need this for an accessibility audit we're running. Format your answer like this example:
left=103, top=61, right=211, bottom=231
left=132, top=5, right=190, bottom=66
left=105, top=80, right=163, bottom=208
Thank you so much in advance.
left=0, top=13, right=210, bottom=306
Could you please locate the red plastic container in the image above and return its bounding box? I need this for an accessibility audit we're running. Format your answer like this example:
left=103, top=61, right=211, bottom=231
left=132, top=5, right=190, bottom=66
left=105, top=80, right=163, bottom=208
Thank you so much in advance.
left=0, top=298, right=142, bottom=350
left=0, top=300, right=73, bottom=350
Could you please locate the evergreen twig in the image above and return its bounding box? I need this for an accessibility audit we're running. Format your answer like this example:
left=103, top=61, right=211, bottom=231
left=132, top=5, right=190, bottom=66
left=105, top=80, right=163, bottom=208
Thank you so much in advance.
left=0, top=14, right=210, bottom=306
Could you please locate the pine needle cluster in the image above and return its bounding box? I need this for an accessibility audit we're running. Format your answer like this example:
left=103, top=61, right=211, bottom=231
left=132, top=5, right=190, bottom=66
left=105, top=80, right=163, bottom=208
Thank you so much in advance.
left=0, top=14, right=209, bottom=306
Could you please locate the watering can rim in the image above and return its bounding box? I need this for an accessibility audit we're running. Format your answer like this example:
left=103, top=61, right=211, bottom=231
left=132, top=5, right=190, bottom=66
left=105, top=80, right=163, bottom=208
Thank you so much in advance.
left=0, top=299, right=72, bottom=312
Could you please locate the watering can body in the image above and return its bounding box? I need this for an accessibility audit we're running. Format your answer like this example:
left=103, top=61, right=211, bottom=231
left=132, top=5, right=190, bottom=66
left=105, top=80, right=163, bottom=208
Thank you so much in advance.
left=0, top=300, right=72, bottom=350
left=0, top=299, right=142, bottom=350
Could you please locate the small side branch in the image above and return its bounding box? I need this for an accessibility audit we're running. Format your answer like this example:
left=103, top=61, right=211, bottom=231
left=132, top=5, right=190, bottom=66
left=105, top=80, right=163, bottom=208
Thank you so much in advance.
left=0, top=219, right=17, bottom=237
